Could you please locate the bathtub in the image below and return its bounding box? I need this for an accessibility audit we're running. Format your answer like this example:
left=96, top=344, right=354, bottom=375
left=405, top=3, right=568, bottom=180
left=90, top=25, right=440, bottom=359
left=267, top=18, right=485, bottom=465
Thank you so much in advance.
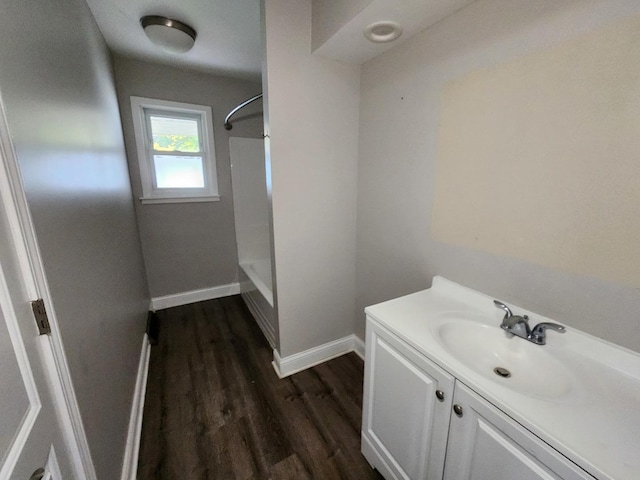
left=239, top=259, right=276, bottom=347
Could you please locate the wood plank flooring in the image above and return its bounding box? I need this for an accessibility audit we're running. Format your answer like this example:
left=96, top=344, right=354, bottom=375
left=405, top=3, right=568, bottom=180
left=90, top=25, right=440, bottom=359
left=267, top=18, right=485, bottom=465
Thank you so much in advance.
left=137, top=295, right=383, bottom=480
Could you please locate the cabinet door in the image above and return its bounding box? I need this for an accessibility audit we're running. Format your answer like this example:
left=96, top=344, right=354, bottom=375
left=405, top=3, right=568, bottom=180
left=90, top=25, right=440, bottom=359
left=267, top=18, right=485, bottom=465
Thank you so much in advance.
left=362, top=319, right=455, bottom=480
left=444, top=383, right=595, bottom=480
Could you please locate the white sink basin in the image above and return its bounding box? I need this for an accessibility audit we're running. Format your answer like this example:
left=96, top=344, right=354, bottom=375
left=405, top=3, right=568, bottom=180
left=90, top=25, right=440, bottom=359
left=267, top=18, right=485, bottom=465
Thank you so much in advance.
left=433, top=316, right=573, bottom=399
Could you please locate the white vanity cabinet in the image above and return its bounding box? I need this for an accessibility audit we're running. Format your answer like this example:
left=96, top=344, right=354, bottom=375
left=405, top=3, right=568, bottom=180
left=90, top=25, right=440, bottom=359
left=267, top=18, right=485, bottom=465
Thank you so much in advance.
left=361, top=316, right=596, bottom=480
left=361, top=319, right=454, bottom=480
left=444, top=383, right=594, bottom=480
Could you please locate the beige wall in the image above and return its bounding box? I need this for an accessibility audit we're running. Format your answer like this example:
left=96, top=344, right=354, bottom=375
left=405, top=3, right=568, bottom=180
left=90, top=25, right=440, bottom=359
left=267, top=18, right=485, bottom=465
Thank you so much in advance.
left=263, top=0, right=361, bottom=357
left=0, top=1, right=150, bottom=478
left=112, top=56, right=263, bottom=298
left=356, top=0, right=640, bottom=352
left=431, top=15, right=640, bottom=288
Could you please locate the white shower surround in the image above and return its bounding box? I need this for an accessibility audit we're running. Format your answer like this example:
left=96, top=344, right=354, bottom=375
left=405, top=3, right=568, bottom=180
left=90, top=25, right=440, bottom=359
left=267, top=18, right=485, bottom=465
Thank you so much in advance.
left=230, top=137, right=276, bottom=347
left=240, top=259, right=273, bottom=306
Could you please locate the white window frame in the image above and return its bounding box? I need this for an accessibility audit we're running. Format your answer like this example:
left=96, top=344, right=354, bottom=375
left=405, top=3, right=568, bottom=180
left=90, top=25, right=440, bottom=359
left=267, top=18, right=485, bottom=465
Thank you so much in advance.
left=130, top=96, right=219, bottom=204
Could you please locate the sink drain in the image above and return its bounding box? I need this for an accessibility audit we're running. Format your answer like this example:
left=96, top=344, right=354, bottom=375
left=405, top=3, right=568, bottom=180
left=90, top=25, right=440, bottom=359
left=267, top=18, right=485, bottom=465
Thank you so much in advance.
left=493, top=367, right=511, bottom=378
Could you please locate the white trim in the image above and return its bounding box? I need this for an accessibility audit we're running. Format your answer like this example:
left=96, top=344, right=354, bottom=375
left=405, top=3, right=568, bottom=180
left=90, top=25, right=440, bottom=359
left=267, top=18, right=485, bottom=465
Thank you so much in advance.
left=0, top=263, right=42, bottom=480
left=0, top=94, right=97, bottom=480
left=44, top=445, right=63, bottom=480
left=353, top=335, right=366, bottom=360
left=140, top=195, right=220, bottom=204
left=37, top=337, right=90, bottom=479
left=150, top=283, right=241, bottom=311
left=241, top=291, right=275, bottom=348
left=272, top=334, right=366, bottom=378
left=130, top=96, right=219, bottom=201
left=120, top=335, right=151, bottom=480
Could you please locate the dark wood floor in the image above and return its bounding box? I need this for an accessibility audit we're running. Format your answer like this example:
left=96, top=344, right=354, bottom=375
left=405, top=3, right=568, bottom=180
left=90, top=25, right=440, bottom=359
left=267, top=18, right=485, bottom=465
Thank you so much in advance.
left=137, top=295, right=383, bottom=480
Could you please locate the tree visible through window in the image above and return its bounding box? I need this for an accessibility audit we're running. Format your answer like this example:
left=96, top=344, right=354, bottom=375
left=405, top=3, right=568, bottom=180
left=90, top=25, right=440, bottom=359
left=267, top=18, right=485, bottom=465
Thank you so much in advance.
left=151, top=116, right=199, bottom=152
left=130, top=97, right=219, bottom=203
left=147, top=113, right=204, bottom=189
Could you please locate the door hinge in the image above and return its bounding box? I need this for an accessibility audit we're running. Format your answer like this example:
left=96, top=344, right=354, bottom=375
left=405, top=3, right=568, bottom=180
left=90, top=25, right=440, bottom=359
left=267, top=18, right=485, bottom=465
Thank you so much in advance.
left=31, top=299, right=51, bottom=335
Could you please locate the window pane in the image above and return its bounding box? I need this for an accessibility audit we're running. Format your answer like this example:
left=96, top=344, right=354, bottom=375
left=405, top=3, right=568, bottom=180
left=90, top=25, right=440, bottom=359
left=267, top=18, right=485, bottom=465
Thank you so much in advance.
left=154, top=155, right=205, bottom=188
left=149, top=115, right=200, bottom=153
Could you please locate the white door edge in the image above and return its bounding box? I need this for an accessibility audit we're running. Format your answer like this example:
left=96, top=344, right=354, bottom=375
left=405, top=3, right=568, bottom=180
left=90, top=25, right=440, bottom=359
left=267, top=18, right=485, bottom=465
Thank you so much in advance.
left=43, top=445, right=63, bottom=480
left=0, top=93, right=98, bottom=480
left=120, top=334, right=151, bottom=480
left=0, top=262, right=42, bottom=480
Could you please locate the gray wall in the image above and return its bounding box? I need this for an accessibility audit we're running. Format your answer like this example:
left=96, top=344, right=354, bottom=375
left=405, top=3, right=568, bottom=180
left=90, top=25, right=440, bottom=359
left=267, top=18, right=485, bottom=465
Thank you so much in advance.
left=112, top=56, right=263, bottom=298
left=263, top=0, right=361, bottom=357
left=356, top=0, right=640, bottom=353
left=311, top=0, right=372, bottom=50
left=0, top=1, right=150, bottom=478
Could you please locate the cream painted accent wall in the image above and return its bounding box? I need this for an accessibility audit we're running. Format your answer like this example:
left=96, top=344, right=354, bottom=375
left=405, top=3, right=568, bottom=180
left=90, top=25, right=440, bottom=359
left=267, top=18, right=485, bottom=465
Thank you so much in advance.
left=356, top=0, right=640, bottom=352
left=432, top=16, right=640, bottom=287
left=263, top=0, right=361, bottom=357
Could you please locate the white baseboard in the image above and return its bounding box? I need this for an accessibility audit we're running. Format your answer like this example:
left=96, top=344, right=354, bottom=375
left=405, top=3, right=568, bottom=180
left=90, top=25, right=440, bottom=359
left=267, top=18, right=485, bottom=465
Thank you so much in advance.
left=272, top=334, right=366, bottom=378
left=353, top=335, right=366, bottom=360
left=150, top=282, right=241, bottom=311
left=120, top=334, right=151, bottom=480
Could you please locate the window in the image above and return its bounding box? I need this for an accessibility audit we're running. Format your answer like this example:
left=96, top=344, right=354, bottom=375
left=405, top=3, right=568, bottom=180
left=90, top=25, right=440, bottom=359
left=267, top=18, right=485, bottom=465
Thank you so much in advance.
left=130, top=96, right=219, bottom=203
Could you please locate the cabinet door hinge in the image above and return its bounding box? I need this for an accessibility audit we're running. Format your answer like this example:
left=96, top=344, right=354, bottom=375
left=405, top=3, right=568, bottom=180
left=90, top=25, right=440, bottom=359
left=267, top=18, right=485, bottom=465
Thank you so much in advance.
left=31, top=299, right=51, bottom=335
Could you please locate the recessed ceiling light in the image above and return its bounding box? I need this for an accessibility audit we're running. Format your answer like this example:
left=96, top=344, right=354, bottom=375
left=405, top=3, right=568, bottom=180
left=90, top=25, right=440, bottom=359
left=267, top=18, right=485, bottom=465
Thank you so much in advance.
left=140, top=15, right=197, bottom=54
left=364, top=21, right=402, bottom=43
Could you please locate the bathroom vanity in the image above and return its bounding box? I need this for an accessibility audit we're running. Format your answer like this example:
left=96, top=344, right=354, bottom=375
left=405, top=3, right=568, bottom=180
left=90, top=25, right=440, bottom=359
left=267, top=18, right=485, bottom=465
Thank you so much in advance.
left=361, top=277, right=640, bottom=480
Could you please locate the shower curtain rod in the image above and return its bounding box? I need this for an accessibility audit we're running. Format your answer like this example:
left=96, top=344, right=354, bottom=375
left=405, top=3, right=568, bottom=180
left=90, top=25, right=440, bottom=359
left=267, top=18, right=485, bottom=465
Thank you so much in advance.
left=224, top=93, right=263, bottom=130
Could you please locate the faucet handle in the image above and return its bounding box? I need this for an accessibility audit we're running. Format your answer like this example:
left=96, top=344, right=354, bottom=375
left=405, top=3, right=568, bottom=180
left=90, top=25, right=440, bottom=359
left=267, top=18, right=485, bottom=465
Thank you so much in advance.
left=530, top=322, right=565, bottom=345
left=493, top=300, right=513, bottom=318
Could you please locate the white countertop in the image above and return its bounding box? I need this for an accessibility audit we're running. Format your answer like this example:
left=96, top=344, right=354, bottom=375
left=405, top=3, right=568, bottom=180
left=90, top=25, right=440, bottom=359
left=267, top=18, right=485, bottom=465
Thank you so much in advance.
left=365, top=277, right=640, bottom=480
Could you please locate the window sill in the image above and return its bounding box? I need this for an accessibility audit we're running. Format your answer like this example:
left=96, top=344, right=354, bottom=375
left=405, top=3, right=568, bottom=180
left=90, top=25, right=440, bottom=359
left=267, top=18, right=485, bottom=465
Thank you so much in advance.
left=140, top=195, right=221, bottom=205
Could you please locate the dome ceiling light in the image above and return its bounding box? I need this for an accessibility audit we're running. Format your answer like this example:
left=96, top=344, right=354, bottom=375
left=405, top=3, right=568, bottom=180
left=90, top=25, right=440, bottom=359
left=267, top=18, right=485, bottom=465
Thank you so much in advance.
left=140, top=15, right=197, bottom=54
left=364, top=21, right=403, bottom=43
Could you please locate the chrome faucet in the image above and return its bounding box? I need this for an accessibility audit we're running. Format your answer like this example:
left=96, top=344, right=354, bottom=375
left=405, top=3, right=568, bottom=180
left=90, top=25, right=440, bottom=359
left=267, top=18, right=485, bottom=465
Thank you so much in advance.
left=493, top=300, right=565, bottom=345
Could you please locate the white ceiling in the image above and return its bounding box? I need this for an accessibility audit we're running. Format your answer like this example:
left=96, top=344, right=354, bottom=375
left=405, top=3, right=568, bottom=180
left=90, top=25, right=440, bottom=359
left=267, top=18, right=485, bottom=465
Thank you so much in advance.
left=84, top=0, right=263, bottom=81
left=85, top=0, right=475, bottom=82
left=313, top=0, right=475, bottom=64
